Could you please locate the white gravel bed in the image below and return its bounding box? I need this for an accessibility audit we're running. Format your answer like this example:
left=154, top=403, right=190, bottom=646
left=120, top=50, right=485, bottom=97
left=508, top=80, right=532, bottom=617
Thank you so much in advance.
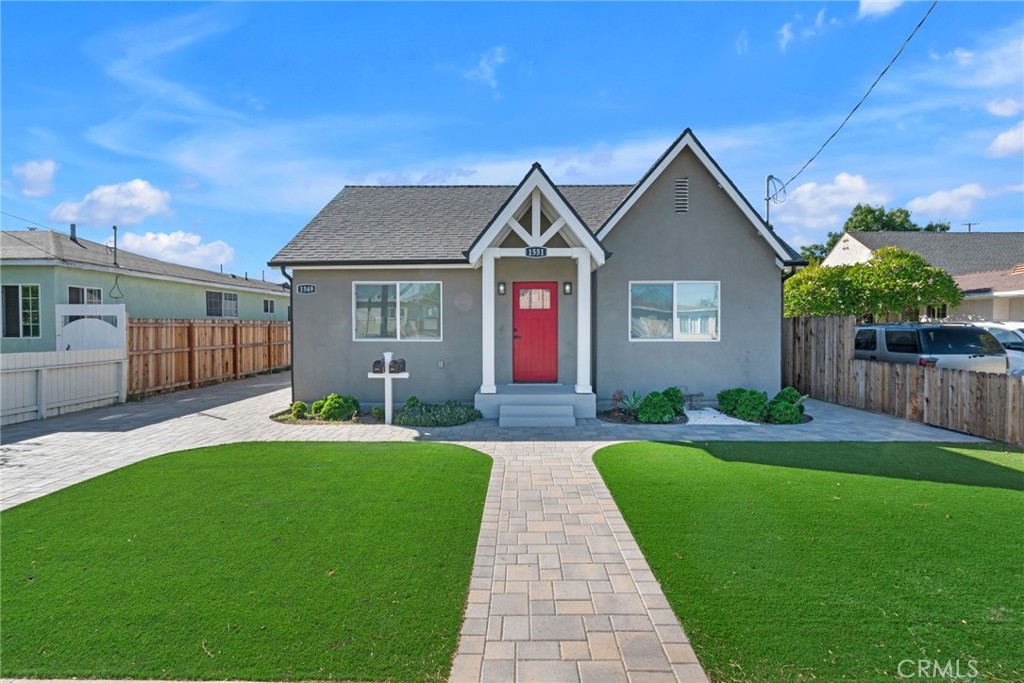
left=684, top=407, right=753, bottom=425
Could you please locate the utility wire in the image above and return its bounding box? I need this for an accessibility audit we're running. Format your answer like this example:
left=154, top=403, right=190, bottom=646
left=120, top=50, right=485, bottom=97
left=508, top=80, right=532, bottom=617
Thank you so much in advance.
left=1, top=210, right=60, bottom=232
left=1, top=228, right=67, bottom=262
left=770, top=0, right=938, bottom=201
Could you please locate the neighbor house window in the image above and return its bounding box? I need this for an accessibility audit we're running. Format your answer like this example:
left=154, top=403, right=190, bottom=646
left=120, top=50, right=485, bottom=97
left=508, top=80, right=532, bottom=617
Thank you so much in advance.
left=630, top=281, right=720, bottom=341
left=353, top=282, right=441, bottom=341
left=68, top=286, right=102, bottom=305
left=206, top=291, right=238, bottom=318
left=926, top=304, right=947, bottom=319
left=263, top=299, right=275, bottom=314
left=2, top=284, right=41, bottom=338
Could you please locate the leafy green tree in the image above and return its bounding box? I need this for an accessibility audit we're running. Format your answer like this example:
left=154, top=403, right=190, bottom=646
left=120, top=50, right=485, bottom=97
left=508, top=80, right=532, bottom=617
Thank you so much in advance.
left=801, top=204, right=953, bottom=260
left=784, top=247, right=962, bottom=320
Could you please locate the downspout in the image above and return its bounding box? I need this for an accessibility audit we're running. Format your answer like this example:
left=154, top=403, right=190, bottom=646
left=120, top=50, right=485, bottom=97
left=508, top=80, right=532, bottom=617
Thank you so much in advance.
left=780, top=264, right=799, bottom=388
left=279, top=265, right=294, bottom=405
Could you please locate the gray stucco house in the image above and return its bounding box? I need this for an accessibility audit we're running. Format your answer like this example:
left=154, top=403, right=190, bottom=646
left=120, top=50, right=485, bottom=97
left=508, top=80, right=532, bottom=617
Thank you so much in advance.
left=270, top=130, right=804, bottom=424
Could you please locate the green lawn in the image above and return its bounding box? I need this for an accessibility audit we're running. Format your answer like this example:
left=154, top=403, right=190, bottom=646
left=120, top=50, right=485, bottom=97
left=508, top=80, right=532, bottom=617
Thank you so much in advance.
left=1, top=442, right=492, bottom=682
left=594, top=441, right=1024, bottom=682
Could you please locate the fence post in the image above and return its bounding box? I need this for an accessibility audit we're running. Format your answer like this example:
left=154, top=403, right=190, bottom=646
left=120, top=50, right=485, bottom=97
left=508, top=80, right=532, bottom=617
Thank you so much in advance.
left=188, top=321, right=198, bottom=388
left=233, top=322, right=241, bottom=380
left=267, top=320, right=273, bottom=371
left=36, top=366, right=47, bottom=420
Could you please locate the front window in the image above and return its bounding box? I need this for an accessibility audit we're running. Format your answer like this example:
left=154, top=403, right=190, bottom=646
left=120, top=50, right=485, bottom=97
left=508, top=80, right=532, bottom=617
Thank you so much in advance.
left=354, top=282, right=441, bottom=341
left=69, top=286, right=102, bottom=305
left=630, top=281, right=720, bottom=341
left=2, top=284, right=41, bottom=338
left=206, top=291, right=238, bottom=318
left=263, top=299, right=275, bottom=314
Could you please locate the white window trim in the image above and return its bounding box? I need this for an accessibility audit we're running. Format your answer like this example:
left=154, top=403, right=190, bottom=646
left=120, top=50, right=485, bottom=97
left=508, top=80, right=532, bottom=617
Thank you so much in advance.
left=352, top=281, right=443, bottom=342
left=3, top=283, right=42, bottom=339
left=263, top=298, right=275, bottom=314
left=628, top=280, right=721, bottom=343
left=68, top=284, right=103, bottom=305
left=206, top=290, right=239, bottom=319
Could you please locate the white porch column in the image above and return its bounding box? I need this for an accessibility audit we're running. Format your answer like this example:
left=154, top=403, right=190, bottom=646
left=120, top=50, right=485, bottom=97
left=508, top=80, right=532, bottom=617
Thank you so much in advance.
left=575, top=254, right=592, bottom=394
left=480, top=251, right=497, bottom=394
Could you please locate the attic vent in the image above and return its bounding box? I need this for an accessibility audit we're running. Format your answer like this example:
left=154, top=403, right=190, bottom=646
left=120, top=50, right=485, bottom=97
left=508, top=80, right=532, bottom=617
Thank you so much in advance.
left=1012, top=263, right=1024, bottom=275
left=674, top=177, right=689, bottom=213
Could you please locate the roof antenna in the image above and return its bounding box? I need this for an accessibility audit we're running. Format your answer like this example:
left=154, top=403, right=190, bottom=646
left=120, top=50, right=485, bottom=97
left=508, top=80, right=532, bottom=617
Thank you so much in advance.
left=962, top=222, right=979, bottom=233
left=112, top=225, right=119, bottom=267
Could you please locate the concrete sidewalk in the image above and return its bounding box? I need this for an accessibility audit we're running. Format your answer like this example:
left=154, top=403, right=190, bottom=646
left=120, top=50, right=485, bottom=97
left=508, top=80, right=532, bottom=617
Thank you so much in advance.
left=0, top=374, right=986, bottom=682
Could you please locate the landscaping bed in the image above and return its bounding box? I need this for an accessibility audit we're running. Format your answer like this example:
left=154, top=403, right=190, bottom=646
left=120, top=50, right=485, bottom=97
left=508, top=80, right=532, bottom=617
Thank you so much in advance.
left=1, top=442, right=492, bottom=682
left=595, top=441, right=1024, bottom=682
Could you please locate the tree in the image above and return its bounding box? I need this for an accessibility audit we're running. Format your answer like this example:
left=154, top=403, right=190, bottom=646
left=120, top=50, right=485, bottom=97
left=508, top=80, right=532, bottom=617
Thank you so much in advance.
left=801, top=204, right=953, bottom=261
left=784, top=246, right=962, bottom=320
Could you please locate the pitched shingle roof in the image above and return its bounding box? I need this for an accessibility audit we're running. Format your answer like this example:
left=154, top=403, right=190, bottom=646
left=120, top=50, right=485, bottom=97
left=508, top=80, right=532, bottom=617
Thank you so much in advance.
left=269, top=185, right=633, bottom=265
left=851, top=231, right=1024, bottom=275
left=1, top=230, right=288, bottom=294
left=955, top=269, right=1024, bottom=295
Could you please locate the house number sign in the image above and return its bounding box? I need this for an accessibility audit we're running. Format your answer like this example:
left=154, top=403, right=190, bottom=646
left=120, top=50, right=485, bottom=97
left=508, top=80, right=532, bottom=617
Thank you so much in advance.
left=296, top=284, right=316, bottom=294
left=525, top=247, right=548, bottom=258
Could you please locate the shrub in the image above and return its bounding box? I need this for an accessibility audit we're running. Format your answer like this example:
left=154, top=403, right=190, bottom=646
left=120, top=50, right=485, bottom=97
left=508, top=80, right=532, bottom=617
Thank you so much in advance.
left=310, top=398, right=326, bottom=416
left=636, top=391, right=675, bottom=424
left=662, top=386, right=685, bottom=415
left=768, top=399, right=804, bottom=424
left=620, top=391, right=645, bottom=414
left=319, top=393, right=360, bottom=422
left=717, top=388, right=748, bottom=415
left=371, top=406, right=385, bottom=421
left=733, top=391, right=769, bottom=423
left=772, top=386, right=805, bottom=410
left=394, top=399, right=482, bottom=427
left=290, top=401, right=308, bottom=420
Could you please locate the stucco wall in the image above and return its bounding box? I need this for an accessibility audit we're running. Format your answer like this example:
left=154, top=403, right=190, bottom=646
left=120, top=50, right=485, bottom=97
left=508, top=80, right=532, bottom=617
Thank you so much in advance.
left=290, top=267, right=483, bottom=405
left=0, top=266, right=57, bottom=353
left=821, top=234, right=872, bottom=266
left=595, top=147, right=783, bottom=403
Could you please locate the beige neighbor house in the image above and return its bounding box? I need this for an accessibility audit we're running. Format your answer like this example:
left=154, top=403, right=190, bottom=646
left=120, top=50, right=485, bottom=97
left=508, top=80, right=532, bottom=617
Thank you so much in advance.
left=270, top=130, right=806, bottom=426
left=822, top=231, right=1024, bottom=321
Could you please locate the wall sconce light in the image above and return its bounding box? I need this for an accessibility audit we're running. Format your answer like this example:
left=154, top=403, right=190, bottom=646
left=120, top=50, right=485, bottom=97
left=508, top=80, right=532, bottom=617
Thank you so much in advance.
left=497, top=281, right=506, bottom=295
left=563, top=281, right=573, bottom=295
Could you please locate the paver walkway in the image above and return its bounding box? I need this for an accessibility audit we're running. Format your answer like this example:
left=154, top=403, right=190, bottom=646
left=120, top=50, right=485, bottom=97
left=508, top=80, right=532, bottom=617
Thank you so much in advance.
left=0, top=374, right=986, bottom=682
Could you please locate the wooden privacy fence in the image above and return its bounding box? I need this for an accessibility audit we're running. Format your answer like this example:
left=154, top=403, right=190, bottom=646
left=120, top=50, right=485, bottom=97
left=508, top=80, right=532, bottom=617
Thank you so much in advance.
left=783, top=316, right=1024, bottom=447
left=128, top=319, right=290, bottom=397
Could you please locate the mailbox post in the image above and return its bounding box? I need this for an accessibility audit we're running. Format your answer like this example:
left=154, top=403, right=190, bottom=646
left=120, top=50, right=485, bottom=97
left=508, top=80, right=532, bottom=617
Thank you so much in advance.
left=367, top=351, right=409, bottom=425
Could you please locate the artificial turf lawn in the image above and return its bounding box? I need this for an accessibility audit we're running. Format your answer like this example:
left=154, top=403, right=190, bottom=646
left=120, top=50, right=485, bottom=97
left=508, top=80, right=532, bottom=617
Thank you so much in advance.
left=1, top=442, right=492, bottom=682
left=594, top=441, right=1024, bottom=683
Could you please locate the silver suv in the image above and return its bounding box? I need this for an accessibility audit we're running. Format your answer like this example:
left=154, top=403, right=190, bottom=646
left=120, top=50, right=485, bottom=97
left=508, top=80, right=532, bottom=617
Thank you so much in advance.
left=853, top=323, right=1008, bottom=373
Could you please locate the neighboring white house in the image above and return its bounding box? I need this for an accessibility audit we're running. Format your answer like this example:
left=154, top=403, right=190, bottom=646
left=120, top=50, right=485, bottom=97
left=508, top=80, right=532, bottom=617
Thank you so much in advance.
left=822, top=231, right=1024, bottom=321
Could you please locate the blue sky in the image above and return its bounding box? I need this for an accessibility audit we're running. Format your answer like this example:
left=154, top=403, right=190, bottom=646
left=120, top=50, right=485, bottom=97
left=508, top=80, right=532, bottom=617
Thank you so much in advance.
left=3, top=1, right=1022, bottom=281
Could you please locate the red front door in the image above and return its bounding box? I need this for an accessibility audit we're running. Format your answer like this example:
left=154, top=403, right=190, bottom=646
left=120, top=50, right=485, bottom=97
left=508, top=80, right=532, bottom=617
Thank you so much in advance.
left=513, top=281, right=558, bottom=382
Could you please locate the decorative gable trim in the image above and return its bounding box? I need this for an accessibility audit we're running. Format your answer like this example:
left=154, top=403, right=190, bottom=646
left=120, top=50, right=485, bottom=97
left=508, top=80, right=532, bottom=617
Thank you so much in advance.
left=465, top=163, right=607, bottom=267
left=595, top=129, right=802, bottom=267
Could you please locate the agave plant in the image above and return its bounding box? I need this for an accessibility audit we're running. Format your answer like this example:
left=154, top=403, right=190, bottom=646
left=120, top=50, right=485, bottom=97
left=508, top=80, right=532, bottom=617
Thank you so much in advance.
left=619, top=391, right=645, bottom=414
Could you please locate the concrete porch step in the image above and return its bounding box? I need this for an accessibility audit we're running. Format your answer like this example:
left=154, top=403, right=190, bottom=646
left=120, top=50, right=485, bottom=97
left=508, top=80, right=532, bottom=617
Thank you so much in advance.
left=499, top=404, right=576, bottom=428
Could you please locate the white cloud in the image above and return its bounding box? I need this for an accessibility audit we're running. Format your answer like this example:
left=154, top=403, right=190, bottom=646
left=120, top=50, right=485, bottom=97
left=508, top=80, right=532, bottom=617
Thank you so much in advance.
left=50, top=179, right=171, bottom=227
left=773, top=173, right=888, bottom=230
left=464, top=46, right=507, bottom=91
left=777, top=23, right=794, bottom=52
left=858, top=1, right=903, bottom=19
left=12, top=159, right=58, bottom=197
left=907, top=183, right=988, bottom=218
left=987, top=121, right=1024, bottom=157
left=117, top=230, right=234, bottom=269
left=735, top=30, right=749, bottom=56
left=986, top=98, right=1022, bottom=117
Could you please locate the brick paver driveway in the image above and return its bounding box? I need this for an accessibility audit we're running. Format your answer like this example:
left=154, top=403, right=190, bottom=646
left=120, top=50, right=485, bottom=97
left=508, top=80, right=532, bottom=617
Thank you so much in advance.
left=0, top=373, right=985, bottom=683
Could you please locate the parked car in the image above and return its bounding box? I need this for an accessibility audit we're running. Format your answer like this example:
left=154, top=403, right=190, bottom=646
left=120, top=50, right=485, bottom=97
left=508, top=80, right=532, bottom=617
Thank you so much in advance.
left=971, top=321, right=1024, bottom=374
left=853, top=323, right=1008, bottom=373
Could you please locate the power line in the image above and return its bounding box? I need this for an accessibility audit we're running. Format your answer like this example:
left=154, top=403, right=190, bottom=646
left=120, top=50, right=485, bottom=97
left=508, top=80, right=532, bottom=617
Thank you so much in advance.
left=0, top=210, right=61, bottom=232
left=769, top=0, right=938, bottom=202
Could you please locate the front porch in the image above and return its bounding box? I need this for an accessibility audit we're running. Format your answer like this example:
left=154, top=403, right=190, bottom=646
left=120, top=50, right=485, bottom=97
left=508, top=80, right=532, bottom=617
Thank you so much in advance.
left=474, top=383, right=597, bottom=424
